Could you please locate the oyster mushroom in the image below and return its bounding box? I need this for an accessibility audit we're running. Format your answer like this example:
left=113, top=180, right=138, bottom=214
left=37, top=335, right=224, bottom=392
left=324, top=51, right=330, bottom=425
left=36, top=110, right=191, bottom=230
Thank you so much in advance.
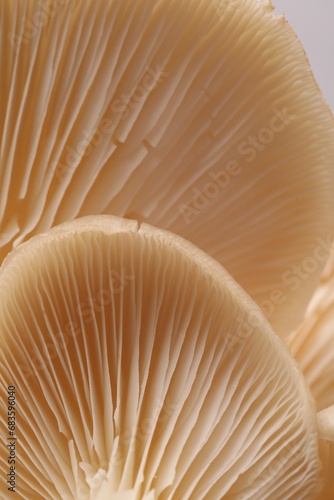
left=0, top=215, right=323, bottom=499
left=1, top=0, right=334, bottom=339
left=288, top=244, right=334, bottom=412
left=287, top=242, right=334, bottom=499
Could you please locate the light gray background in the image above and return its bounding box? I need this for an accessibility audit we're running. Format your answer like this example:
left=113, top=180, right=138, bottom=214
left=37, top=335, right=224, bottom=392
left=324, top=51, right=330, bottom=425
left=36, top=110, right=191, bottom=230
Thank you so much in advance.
left=272, top=0, right=334, bottom=113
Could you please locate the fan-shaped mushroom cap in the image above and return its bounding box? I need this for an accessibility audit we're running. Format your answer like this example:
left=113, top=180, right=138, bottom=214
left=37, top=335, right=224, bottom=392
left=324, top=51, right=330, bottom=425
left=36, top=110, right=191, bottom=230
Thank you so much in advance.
left=287, top=243, right=334, bottom=500
left=0, top=215, right=323, bottom=498
left=288, top=244, right=334, bottom=412
left=0, top=0, right=334, bottom=339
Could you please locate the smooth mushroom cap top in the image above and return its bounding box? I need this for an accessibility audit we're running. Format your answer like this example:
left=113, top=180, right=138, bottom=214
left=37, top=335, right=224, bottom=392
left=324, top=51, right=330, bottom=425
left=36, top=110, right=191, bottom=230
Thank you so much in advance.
left=0, top=0, right=334, bottom=339
left=0, top=215, right=323, bottom=499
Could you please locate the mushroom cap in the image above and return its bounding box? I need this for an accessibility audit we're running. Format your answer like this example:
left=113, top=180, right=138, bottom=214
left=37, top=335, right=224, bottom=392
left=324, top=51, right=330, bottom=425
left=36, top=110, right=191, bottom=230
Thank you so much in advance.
left=1, top=0, right=334, bottom=338
left=288, top=242, right=334, bottom=412
left=0, top=215, right=322, bottom=499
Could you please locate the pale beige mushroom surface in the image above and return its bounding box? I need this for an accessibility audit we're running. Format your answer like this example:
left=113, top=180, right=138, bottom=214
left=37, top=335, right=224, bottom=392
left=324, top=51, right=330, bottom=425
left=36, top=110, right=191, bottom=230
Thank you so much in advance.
left=0, top=0, right=334, bottom=498
left=0, top=0, right=334, bottom=338
left=288, top=246, right=334, bottom=412
left=288, top=247, right=334, bottom=500
left=0, top=215, right=325, bottom=499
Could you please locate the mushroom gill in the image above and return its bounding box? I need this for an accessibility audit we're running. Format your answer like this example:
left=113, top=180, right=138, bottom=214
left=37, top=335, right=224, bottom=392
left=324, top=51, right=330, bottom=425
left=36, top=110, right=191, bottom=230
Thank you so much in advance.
left=317, top=406, right=334, bottom=500
left=0, top=0, right=334, bottom=339
left=288, top=242, right=334, bottom=412
left=0, top=215, right=323, bottom=499
left=287, top=241, right=334, bottom=499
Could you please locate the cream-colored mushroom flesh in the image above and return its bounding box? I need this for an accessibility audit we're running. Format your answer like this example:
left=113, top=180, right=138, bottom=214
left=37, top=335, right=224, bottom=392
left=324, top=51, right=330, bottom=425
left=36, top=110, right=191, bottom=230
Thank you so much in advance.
left=288, top=244, right=334, bottom=412
left=1, top=0, right=334, bottom=339
left=317, top=406, right=334, bottom=500
left=0, top=216, right=322, bottom=499
left=318, top=438, right=334, bottom=500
